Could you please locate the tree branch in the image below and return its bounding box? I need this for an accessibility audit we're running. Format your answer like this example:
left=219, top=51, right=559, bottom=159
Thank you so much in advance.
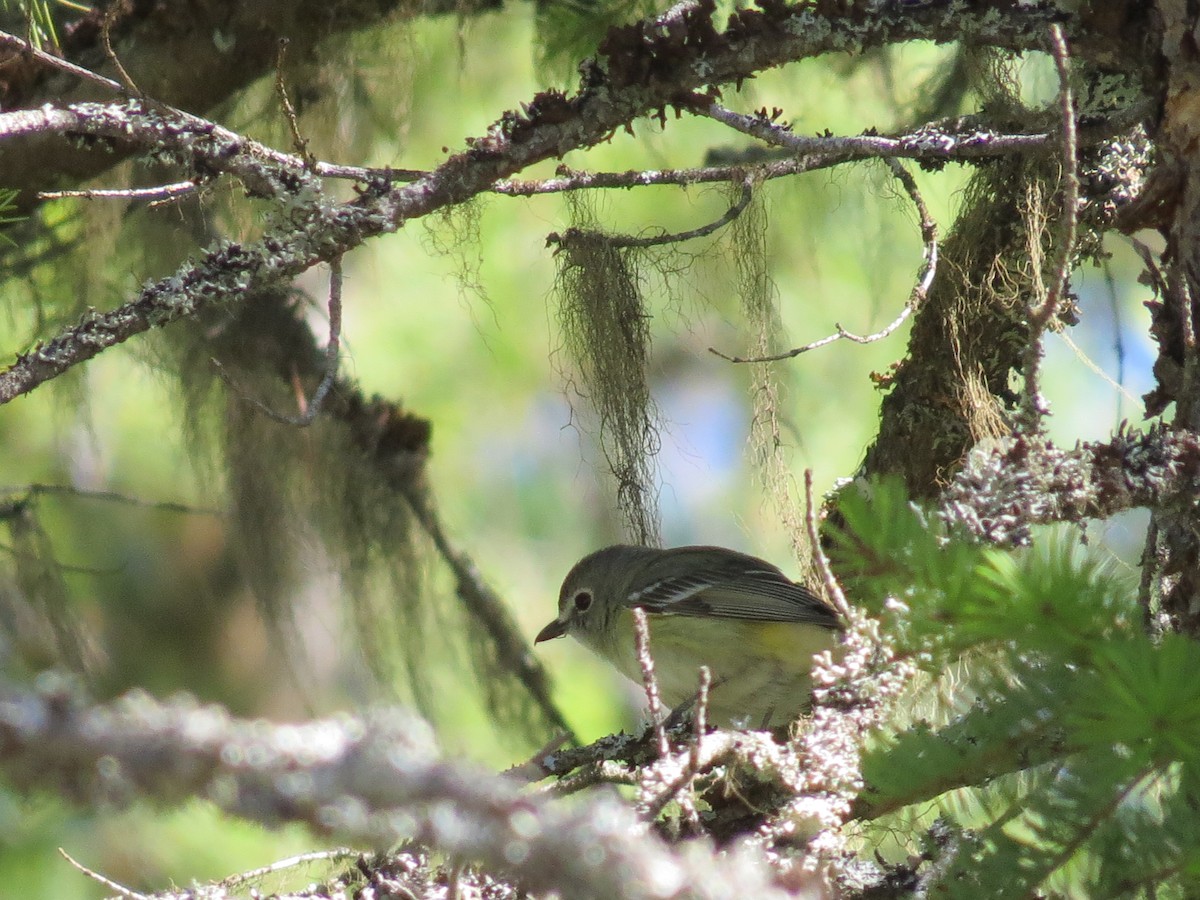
left=0, top=1, right=1062, bottom=404
left=940, top=426, right=1200, bottom=547
left=0, top=678, right=790, bottom=900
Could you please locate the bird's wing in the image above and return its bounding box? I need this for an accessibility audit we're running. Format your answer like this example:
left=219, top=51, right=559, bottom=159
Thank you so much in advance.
left=628, top=565, right=839, bottom=629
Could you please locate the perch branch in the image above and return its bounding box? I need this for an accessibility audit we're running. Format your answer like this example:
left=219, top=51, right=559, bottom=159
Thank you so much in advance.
left=0, top=679, right=790, bottom=900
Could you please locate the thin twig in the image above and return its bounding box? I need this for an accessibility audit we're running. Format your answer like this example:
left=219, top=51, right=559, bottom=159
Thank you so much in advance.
left=692, top=665, right=710, bottom=765
left=0, top=483, right=220, bottom=516
left=1031, top=25, right=1081, bottom=327
left=218, top=848, right=359, bottom=887
left=711, top=158, right=937, bottom=363
left=59, top=849, right=149, bottom=900
left=497, top=99, right=1147, bottom=196
left=214, top=258, right=343, bottom=427
left=699, top=99, right=1049, bottom=160
left=0, top=31, right=126, bottom=95
left=639, top=726, right=738, bottom=821
left=638, top=665, right=714, bottom=823
left=681, top=665, right=712, bottom=822
left=274, top=38, right=315, bottom=170
left=804, top=469, right=850, bottom=620
left=1018, top=23, right=1079, bottom=433
left=100, top=6, right=141, bottom=96
left=547, top=177, right=754, bottom=251
left=632, top=608, right=669, bottom=757
left=36, top=181, right=201, bottom=202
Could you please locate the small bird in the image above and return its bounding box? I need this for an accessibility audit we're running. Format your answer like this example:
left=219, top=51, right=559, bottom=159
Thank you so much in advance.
left=535, top=544, right=841, bottom=728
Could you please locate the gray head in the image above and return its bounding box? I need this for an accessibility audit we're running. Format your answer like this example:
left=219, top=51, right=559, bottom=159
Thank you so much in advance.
left=535, top=545, right=658, bottom=649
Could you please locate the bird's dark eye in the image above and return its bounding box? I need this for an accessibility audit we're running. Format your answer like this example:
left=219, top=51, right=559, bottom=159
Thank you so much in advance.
left=573, top=590, right=593, bottom=612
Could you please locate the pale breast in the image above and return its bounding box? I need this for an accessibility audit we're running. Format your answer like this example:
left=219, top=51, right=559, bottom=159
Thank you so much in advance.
left=598, top=610, right=838, bottom=728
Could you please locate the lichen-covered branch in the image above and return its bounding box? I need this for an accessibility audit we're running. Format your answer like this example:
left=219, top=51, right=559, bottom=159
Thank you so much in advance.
left=941, top=426, right=1200, bottom=547
left=0, top=678, right=789, bottom=900
left=0, top=0, right=484, bottom=200
left=0, top=1, right=1067, bottom=404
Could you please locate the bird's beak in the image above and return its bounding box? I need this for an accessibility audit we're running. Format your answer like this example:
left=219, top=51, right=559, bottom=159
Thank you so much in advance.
left=535, top=618, right=567, bottom=643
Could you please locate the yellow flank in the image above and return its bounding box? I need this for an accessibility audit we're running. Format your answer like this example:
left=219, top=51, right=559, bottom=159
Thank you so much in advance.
left=603, top=608, right=838, bottom=728
left=752, top=620, right=823, bottom=659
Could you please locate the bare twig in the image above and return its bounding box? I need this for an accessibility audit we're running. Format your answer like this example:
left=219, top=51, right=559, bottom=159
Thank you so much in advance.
left=638, top=666, right=714, bottom=822
left=804, top=469, right=850, bottom=620
left=36, top=181, right=201, bottom=203
left=639, top=732, right=739, bottom=823
left=499, top=99, right=1145, bottom=196
left=699, top=100, right=1050, bottom=160
left=59, top=849, right=149, bottom=900
left=214, top=258, right=343, bottom=427
left=639, top=666, right=716, bottom=825
left=274, top=38, right=315, bottom=170
left=218, top=848, right=359, bottom=888
left=692, top=665, right=711, bottom=769
left=679, top=666, right=711, bottom=824
left=632, top=608, right=669, bottom=757
left=547, top=177, right=754, bottom=250
left=710, top=158, right=937, bottom=363
left=100, top=6, right=141, bottom=96
left=1018, top=23, right=1080, bottom=433
left=1, top=483, right=221, bottom=517
left=0, top=30, right=127, bottom=96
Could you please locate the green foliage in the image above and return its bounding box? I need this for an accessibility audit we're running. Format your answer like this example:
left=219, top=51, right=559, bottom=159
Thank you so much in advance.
left=837, top=478, right=1200, bottom=896
left=0, top=0, right=63, bottom=49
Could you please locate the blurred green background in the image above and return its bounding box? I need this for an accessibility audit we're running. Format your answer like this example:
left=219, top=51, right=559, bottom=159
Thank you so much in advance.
left=0, top=6, right=1155, bottom=896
